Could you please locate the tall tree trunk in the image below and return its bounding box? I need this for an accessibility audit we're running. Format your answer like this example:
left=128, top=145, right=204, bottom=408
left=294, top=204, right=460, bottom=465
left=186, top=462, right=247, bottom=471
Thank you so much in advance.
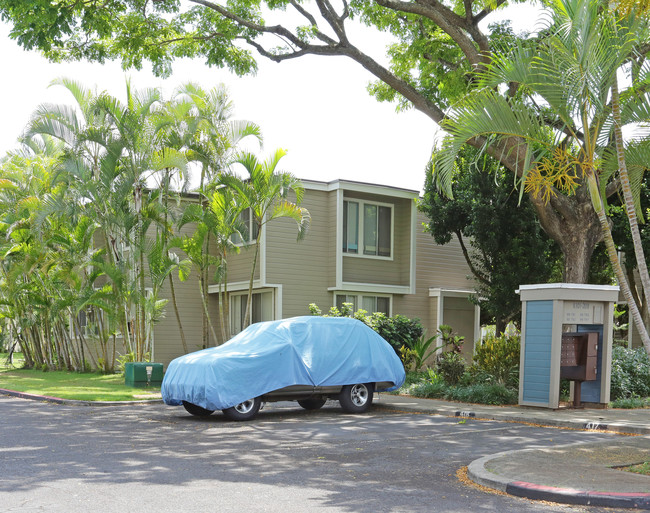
left=168, top=274, right=188, bottom=353
left=585, top=172, right=650, bottom=351
left=529, top=188, right=602, bottom=283
left=198, top=275, right=219, bottom=347
left=611, top=76, right=650, bottom=352
left=243, top=237, right=261, bottom=329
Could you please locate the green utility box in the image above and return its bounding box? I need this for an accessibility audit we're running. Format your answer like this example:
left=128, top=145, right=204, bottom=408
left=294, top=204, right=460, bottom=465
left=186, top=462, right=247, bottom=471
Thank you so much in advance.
left=124, top=362, right=163, bottom=387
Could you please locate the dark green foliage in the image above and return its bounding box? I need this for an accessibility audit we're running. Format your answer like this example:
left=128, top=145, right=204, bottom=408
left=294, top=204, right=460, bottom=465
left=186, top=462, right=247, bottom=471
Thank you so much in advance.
left=436, top=352, right=466, bottom=386
left=368, top=313, right=424, bottom=352
left=610, top=397, right=650, bottom=409
left=472, top=333, right=520, bottom=387
left=308, top=302, right=423, bottom=356
left=444, top=384, right=518, bottom=405
left=400, top=371, right=517, bottom=406
left=420, top=148, right=561, bottom=332
left=610, top=346, right=650, bottom=400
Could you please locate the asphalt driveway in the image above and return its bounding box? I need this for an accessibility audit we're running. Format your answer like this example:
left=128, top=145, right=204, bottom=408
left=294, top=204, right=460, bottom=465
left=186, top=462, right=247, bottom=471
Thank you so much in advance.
left=0, top=396, right=626, bottom=513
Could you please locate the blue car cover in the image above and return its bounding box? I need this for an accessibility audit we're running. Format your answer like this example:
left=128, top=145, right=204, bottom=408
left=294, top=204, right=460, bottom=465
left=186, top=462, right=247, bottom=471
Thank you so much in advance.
left=161, top=316, right=406, bottom=411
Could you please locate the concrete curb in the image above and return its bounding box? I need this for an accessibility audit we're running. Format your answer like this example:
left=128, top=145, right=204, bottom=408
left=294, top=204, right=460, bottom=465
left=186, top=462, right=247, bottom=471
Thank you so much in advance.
left=0, top=388, right=163, bottom=406
left=467, top=447, right=650, bottom=510
left=374, top=401, right=650, bottom=436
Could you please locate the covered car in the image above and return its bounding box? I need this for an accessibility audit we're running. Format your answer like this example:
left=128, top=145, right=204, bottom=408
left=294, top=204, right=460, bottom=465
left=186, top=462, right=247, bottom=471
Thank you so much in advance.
left=161, top=316, right=405, bottom=420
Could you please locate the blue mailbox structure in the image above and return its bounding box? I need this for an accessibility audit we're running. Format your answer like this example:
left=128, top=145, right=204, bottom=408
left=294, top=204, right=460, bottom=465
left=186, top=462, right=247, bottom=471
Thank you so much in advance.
left=518, top=284, right=619, bottom=409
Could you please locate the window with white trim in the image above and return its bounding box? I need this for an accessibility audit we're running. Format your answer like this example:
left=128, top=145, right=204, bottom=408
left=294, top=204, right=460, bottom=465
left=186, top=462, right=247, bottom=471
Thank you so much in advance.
left=230, top=290, right=273, bottom=335
left=232, top=208, right=259, bottom=245
left=342, top=200, right=392, bottom=257
left=335, top=294, right=390, bottom=316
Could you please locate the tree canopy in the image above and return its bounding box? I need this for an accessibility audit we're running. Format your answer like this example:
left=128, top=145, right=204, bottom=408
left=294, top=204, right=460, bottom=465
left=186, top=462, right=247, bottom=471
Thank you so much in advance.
left=420, top=147, right=562, bottom=333
left=0, top=0, right=635, bottom=286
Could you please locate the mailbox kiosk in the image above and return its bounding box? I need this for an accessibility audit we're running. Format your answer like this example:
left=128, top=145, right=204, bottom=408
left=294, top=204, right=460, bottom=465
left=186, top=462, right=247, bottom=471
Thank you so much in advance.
left=518, top=284, right=619, bottom=409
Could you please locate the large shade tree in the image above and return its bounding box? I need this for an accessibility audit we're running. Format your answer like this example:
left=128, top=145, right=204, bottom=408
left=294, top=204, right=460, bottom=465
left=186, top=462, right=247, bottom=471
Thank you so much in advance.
left=436, top=0, right=650, bottom=352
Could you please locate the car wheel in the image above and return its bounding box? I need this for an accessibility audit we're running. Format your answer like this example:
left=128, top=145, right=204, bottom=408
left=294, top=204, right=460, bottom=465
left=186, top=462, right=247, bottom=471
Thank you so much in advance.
left=182, top=401, right=215, bottom=417
left=339, top=383, right=374, bottom=413
left=222, top=397, right=262, bottom=421
left=297, top=398, right=327, bottom=410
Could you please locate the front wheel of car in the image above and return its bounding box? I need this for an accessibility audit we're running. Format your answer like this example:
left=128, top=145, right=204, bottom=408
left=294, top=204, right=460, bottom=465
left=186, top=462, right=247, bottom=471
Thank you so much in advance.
left=297, top=398, right=327, bottom=410
left=222, top=397, right=262, bottom=421
left=182, top=401, right=215, bottom=417
left=339, top=383, right=374, bottom=413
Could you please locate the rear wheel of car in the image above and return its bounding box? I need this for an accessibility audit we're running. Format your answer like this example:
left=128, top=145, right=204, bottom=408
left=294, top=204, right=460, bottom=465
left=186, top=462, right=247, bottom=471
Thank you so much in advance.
left=222, top=397, right=262, bottom=421
left=182, top=401, right=215, bottom=417
left=297, top=398, right=327, bottom=410
left=339, top=383, right=374, bottom=413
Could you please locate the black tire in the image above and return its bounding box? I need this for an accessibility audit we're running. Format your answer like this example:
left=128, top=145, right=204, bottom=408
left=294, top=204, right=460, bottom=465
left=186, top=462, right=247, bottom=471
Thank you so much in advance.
left=338, top=383, right=374, bottom=413
left=222, top=397, right=262, bottom=421
left=182, top=401, right=215, bottom=417
left=297, top=398, right=327, bottom=410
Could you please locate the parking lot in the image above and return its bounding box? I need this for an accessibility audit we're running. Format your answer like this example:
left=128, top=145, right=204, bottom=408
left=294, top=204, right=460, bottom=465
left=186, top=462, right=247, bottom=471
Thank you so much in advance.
left=0, top=396, right=625, bottom=512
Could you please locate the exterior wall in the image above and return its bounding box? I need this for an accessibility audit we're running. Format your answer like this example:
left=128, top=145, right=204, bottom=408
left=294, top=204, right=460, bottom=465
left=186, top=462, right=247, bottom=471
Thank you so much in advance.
left=328, top=190, right=338, bottom=289
left=395, top=211, right=477, bottom=342
left=151, top=220, right=220, bottom=367
left=520, top=300, right=554, bottom=405
left=224, top=243, right=260, bottom=285
left=265, top=188, right=333, bottom=317
left=152, top=180, right=480, bottom=368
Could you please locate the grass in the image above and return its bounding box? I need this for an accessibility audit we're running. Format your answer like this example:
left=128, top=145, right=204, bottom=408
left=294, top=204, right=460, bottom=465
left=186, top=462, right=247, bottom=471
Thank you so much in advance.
left=623, top=462, right=650, bottom=476
left=0, top=352, right=161, bottom=402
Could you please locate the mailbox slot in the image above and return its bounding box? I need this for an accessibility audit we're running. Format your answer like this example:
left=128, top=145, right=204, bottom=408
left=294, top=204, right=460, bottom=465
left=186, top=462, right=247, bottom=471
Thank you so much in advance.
left=560, top=332, right=598, bottom=407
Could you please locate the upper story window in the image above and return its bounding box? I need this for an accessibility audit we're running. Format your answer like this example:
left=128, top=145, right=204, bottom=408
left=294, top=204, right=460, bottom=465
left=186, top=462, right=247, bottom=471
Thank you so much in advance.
left=343, top=200, right=392, bottom=257
left=232, top=208, right=259, bottom=245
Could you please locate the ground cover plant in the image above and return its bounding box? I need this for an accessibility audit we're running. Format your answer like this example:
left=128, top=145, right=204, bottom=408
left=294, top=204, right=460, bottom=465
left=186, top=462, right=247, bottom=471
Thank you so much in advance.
left=624, top=462, right=650, bottom=476
left=1, top=352, right=160, bottom=401
left=395, top=329, right=521, bottom=405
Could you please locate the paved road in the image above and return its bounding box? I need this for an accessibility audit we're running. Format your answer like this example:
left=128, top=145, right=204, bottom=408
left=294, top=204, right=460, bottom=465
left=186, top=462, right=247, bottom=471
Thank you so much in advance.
left=0, top=396, right=631, bottom=512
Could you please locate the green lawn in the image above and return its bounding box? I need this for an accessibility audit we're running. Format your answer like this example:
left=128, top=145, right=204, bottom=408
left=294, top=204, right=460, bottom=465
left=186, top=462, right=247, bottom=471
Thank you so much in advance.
left=0, top=353, right=161, bottom=402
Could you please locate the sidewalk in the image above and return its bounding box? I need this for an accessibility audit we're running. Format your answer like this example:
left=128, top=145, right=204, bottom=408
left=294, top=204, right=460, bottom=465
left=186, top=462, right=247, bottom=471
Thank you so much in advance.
left=375, top=394, right=650, bottom=509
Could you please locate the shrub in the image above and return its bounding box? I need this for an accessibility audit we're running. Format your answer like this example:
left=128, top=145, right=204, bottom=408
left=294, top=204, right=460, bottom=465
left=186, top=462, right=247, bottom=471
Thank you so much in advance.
left=472, top=333, right=520, bottom=387
left=610, top=346, right=650, bottom=400
left=308, top=302, right=424, bottom=355
left=444, top=383, right=518, bottom=405
left=610, top=397, right=650, bottom=409
left=437, top=352, right=466, bottom=385
left=400, top=371, right=517, bottom=405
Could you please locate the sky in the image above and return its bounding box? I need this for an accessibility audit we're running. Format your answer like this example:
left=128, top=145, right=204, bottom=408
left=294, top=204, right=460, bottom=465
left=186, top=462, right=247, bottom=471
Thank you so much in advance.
left=0, top=3, right=541, bottom=193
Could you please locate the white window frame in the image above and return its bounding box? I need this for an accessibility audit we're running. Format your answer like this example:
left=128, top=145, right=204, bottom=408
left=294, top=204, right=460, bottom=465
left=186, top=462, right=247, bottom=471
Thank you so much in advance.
left=342, top=199, right=394, bottom=260
left=334, top=293, right=392, bottom=316
left=229, top=288, right=275, bottom=335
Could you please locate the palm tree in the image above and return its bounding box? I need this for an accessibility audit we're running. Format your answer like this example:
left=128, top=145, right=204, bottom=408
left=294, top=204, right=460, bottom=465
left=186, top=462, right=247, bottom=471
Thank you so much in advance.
left=436, top=0, right=650, bottom=353
left=220, top=149, right=310, bottom=328
left=171, top=83, right=262, bottom=345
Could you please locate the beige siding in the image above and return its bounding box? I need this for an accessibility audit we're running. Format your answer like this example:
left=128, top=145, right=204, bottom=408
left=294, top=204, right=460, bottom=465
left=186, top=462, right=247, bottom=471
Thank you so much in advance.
left=265, top=189, right=334, bottom=316
left=152, top=220, right=220, bottom=367
left=152, top=263, right=219, bottom=367
left=328, top=190, right=338, bottom=288
left=224, top=244, right=260, bottom=285
left=443, top=296, right=476, bottom=359
left=395, top=211, right=477, bottom=340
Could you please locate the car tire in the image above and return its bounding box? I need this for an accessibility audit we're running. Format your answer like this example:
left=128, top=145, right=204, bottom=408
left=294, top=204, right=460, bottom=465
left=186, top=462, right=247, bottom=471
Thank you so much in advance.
left=297, top=398, right=327, bottom=410
left=182, top=401, right=215, bottom=417
left=339, top=383, right=374, bottom=413
left=222, top=397, right=262, bottom=421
